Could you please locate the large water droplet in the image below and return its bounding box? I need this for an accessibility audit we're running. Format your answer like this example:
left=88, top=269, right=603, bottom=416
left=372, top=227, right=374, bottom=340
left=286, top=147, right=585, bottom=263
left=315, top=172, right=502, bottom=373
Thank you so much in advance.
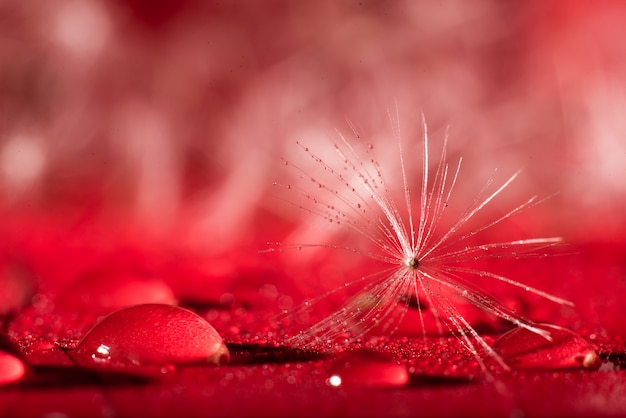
left=493, top=323, right=601, bottom=370
left=0, top=351, right=26, bottom=386
left=73, top=304, right=229, bottom=374
left=326, top=350, right=409, bottom=388
left=375, top=296, right=505, bottom=337
left=58, top=271, right=177, bottom=312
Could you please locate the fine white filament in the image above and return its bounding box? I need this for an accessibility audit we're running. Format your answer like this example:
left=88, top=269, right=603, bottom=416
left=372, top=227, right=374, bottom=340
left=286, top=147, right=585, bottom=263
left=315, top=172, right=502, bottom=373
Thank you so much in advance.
left=272, top=110, right=572, bottom=370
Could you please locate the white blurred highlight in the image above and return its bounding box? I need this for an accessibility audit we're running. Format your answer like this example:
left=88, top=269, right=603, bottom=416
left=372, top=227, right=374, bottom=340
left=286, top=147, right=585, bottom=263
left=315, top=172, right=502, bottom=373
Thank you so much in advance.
left=581, top=80, right=626, bottom=195
left=1, top=134, right=46, bottom=197
left=53, top=0, right=111, bottom=59
left=114, top=103, right=180, bottom=228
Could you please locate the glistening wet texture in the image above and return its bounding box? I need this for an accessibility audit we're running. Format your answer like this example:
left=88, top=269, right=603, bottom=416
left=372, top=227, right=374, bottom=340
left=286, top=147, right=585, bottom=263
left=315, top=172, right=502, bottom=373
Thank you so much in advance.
left=1, top=0, right=626, bottom=416
left=0, top=201, right=623, bottom=417
left=326, top=350, right=410, bottom=388
left=1, top=313, right=625, bottom=418
left=494, top=323, right=601, bottom=370
left=0, top=247, right=622, bottom=417
left=72, top=304, right=229, bottom=375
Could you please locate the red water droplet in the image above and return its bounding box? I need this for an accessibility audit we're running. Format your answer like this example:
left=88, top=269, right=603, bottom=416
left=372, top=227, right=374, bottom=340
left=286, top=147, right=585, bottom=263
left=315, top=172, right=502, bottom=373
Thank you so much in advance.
left=73, top=304, right=229, bottom=374
left=23, top=340, right=74, bottom=367
left=58, top=272, right=177, bottom=311
left=0, top=351, right=26, bottom=386
left=493, top=323, right=601, bottom=370
left=373, top=297, right=505, bottom=338
left=327, top=350, right=409, bottom=388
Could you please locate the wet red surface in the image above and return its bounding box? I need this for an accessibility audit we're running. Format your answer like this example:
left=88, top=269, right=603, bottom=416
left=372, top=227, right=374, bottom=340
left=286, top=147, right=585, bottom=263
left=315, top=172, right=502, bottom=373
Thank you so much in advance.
left=0, top=221, right=625, bottom=417
left=2, top=1, right=626, bottom=417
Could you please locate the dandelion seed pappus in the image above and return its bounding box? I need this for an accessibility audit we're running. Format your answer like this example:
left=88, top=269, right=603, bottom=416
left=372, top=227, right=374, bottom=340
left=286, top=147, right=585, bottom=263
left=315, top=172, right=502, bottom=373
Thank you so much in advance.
left=270, top=109, right=573, bottom=371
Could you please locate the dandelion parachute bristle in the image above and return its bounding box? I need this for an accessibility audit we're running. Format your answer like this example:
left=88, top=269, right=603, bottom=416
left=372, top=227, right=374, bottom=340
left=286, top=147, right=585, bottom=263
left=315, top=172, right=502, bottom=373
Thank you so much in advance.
left=272, top=111, right=572, bottom=370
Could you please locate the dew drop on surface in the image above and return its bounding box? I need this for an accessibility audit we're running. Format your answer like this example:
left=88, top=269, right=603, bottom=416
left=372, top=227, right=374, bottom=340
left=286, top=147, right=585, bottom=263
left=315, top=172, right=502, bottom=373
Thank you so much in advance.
left=373, top=298, right=504, bottom=338
left=25, top=340, right=74, bottom=367
left=73, top=304, right=229, bottom=373
left=326, top=350, right=409, bottom=388
left=493, top=323, right=601, bottom=370
left=57, top=272, right=177, bottom=311
left=0, top=351, right=26, bottom=386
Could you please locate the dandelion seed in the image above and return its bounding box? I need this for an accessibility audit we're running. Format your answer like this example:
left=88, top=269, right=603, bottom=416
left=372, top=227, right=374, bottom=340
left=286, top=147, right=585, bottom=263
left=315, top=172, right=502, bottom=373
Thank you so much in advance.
left=272, top=110, right=573, bottom=371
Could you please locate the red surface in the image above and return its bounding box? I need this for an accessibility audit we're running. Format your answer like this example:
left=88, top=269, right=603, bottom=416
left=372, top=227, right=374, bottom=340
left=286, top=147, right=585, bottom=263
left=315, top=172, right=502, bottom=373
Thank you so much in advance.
left=0, top=230, right=625, bottom=417
left=1, top=1, right=626, bottom=417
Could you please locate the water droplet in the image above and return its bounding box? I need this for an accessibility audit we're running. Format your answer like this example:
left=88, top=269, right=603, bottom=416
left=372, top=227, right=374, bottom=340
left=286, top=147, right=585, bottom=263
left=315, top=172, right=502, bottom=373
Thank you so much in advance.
left=376, top=298, right=504, bottom=337
left=493, top=323, right=601, bottom=370
left=0, top=351, right=26, bottom=386
left=58, top=272, right=177, bottom=312
left=327, top=350, right=409, bottom=388
left=73, top=304, right=229, bottom=375
left=24, top=340, right=74, bottom=367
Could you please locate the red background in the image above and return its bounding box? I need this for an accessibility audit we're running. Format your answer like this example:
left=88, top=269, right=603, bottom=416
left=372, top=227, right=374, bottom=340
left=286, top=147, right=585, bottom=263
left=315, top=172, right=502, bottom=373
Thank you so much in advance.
left=1, top=1, right=625, bottom=416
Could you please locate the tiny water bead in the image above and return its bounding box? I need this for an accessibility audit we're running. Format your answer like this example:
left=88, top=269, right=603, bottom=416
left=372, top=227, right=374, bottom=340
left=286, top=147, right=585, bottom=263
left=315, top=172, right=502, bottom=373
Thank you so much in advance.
left=493, top=323, right=601, bottom=370
left=73, top=304, right=229, bottom=373
left=0, top=351, right=26, bottom=386
left=326, top=350, right=409, bottom=388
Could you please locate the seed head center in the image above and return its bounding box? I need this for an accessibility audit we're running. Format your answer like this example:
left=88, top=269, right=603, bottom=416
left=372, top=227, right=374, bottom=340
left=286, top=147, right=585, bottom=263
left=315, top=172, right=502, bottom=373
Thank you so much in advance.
left=405, top=256, right=419, bottom=270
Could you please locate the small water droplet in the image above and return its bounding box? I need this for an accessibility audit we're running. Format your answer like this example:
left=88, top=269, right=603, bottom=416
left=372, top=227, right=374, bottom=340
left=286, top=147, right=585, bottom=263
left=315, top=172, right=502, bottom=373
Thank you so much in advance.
left=326, top=350, right=409, bottom=388
left=24, top=340, right=74, bottom=367
left=72, top=304, right=229, bottom=375
left=0, top=351, right=26, bottom=386
left=376, top=297, right=504, bottom=337
left=493, top=323, right=601, bottom=370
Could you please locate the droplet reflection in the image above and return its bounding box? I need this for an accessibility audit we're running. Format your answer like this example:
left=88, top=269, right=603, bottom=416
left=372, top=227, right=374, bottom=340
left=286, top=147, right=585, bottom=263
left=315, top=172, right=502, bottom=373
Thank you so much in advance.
left=494, top=323, right=601, bottom=370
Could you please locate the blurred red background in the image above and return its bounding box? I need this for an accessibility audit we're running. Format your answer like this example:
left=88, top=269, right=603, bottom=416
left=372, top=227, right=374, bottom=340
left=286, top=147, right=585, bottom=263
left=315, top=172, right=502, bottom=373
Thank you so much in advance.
left=1, top=1, right=625, bottom=416
left=2, top=0, right=625, bottom=317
